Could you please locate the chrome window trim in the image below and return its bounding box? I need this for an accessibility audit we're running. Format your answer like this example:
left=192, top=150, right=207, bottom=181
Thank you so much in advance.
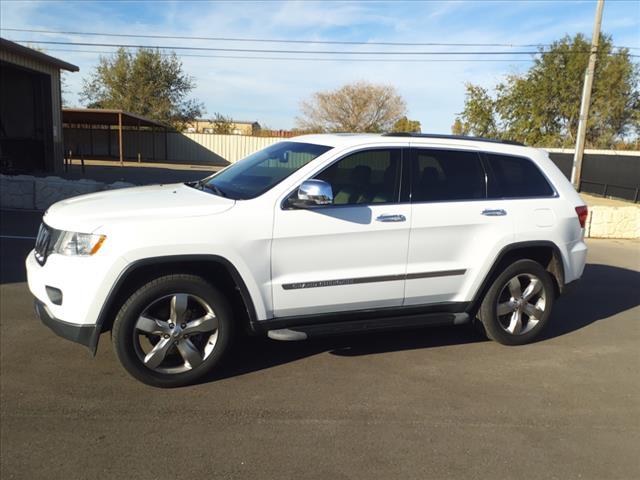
left=406, top=195, right=559, bottom=206
left=279, top=145, right=560, bottom=210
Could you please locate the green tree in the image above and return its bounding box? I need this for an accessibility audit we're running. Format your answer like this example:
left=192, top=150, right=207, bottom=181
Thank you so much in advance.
left=80, top=48, right=203, bottom=130
left=61, top=72, right=70, bottom=107
left=454, top=34, right=639, bottom=148
left=451, top=119, right=464, bottom=135
left=296, top=81, right=407, bottom=133
left=391, top=116, right=421, bottom=133
left=211, top=112, right=234, bottom=134
left=453, top=84, right=498, bottom=137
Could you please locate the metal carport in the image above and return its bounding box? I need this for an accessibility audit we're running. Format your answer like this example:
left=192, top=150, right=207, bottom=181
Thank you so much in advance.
left=62, top=108, right=170, bottom=165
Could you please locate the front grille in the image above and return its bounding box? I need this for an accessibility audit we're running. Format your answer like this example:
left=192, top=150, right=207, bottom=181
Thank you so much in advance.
left=34, top=224, right=50, bottom=265
left=34, top=223, right=61, bottom=265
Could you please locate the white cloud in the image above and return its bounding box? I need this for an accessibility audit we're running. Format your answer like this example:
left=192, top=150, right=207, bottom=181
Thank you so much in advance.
left=1, top=0, right=637, bottom=133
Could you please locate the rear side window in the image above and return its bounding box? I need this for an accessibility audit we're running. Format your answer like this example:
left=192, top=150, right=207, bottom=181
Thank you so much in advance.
left=485, top=153, right=554, bottom=198
left=411, top=149, right=485, bottom=202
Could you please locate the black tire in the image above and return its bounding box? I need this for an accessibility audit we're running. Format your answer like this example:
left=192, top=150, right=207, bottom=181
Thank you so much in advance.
left=479, top=259, right=555, bottom=346
left=112, top=274, right=233, bottom=387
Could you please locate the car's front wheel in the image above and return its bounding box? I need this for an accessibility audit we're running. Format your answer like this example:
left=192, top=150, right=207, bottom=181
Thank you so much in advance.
left=478, top=259, right=555, bottom=345
left=112, top=274, right=233, bottom=387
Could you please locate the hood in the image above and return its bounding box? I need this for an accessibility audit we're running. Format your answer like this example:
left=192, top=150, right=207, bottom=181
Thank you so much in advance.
left=44, top=183, right=235, bottom=232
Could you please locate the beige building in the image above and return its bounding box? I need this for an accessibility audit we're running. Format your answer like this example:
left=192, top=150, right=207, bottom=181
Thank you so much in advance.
left=185, top=119, right=261, bottom=136
left=1, top=38, right=79, bottom=173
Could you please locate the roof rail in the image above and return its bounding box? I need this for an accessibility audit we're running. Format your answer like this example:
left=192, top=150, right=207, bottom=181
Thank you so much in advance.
left=381, top=132, right=525, bottom=146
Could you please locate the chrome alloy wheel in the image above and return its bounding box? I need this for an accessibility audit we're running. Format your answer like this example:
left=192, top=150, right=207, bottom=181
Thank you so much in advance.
left=496, top=274, right=547, bottom=336
left=133, top=293, right=219, bottom=374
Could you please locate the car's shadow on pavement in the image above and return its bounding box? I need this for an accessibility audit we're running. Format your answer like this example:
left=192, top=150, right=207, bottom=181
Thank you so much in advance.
left=202, top=325, right=485, bottom=385
left=541, top=263, right=640, bottom=340
left=201, top=262, right=640, bottom=385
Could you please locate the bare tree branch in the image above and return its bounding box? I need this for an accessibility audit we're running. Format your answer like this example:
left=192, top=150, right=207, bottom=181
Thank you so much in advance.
left=296, top=81, right=407, bottom=133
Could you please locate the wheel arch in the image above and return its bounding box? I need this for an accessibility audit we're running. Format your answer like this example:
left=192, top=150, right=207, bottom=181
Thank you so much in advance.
left=90, top=254, right=259, bottom=355
left=468, top=241, right=566, bottom=316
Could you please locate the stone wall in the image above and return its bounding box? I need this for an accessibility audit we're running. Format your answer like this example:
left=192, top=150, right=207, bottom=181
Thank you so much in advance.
left=585, top=206, right=640, bottom=239
left=0, top=174, right=133, bottom=211
left=1, top=174, right=639, bottom=239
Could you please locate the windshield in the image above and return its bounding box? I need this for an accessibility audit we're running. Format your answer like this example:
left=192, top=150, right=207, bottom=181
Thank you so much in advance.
left=200, top=141, right=333, bottom=200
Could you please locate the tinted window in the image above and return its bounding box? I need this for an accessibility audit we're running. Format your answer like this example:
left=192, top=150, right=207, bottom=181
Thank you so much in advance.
left=485, top=153, right=554, bottom=198
left=411, top=149, right=485, bottom=202
left=314, top=149, right=401, bottom=205
left=204, top=142, right=332, bottom=199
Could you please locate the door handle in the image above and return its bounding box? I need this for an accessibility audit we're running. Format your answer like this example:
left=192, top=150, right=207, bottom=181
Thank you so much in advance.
left=376, top=214, right=406, bottom=222
left=482, top=209, right=507, bottom=216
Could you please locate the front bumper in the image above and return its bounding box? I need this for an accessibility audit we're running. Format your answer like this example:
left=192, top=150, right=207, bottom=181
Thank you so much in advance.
left=34, top=299, right=98, bottom=351
left=26, top=248, right=128, bottom=322
left=26, top=248, right=129, bottom=355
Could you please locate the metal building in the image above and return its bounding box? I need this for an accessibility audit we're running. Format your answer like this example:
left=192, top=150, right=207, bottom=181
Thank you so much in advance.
left=0, top=38, right=79, bottom=174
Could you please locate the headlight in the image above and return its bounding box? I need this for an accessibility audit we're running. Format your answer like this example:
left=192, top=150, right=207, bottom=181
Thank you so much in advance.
left=52, top=231, right=106, bottom=256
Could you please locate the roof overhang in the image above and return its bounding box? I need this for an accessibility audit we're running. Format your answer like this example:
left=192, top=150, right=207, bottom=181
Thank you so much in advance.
left=0, top=37, right=79, bottom=72
left=62, top=108, right=170, bottom=129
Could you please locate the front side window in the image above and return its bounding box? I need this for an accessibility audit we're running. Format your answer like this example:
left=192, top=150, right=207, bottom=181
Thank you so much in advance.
left=485, top=153, right=554, bottom=198
left=314, top=149, right=402, bottom=205
left=202, top=141, right=332, bottom=200
left=411, top=149, right=485, bottom=202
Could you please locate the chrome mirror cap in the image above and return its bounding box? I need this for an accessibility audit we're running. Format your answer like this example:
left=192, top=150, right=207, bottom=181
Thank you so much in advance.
left=297, top=179, right=333, bottom=205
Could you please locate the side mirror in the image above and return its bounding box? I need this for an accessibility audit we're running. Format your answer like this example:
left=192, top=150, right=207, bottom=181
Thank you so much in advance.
left=292, top=179, right=333, bottom=207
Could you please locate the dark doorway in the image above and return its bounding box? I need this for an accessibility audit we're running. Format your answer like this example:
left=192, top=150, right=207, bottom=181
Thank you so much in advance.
left=0, top=61, right=54, bottom=174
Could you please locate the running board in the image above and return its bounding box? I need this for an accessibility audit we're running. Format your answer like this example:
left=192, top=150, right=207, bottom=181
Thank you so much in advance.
left=267, top=329, right=308, bottom=341
left=267, top=312, right=469, bottom=341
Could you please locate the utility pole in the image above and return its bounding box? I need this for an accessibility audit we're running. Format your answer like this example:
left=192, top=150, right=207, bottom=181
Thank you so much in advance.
left=570, top=0, right=605, bottom=190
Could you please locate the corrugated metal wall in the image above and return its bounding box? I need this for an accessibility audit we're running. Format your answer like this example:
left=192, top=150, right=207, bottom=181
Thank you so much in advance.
left=546, top=149, right=640, bottom=202
left=64, top=127, right=168, bottom=161
left=63, top=129, right=283, bottom=165
left=172, top=133, right=280, bottom=164
left=0, top=49, right=64, bottom=172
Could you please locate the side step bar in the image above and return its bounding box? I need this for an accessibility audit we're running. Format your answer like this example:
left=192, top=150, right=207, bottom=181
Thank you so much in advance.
left=267, top=312, right=469, bottom=341
left=267, top=329, right=309, bottom=341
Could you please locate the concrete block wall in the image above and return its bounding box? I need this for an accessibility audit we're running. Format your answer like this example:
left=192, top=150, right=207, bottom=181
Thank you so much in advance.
left=1, top=175, right=134, bottom=211
left=0, top=175, right=35, bottom=209
left=585, top=206, right=640, bottom=239
left=1, top=174, right=639, bottom=239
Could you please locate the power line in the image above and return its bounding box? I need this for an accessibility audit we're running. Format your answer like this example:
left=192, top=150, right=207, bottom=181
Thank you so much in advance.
left=9, top=39, right=604, bottom=55
left=41, top=47, right=537, bottom=63
left=0, top=27, right=560, bottom=47
left=4, top=27, right=639, bottom=51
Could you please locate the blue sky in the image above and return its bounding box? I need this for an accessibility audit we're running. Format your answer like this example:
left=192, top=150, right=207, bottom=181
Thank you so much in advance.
left=1, top=0, right=638, bottom=132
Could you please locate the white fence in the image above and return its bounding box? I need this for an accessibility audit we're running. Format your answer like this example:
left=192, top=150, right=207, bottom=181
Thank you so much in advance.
left=63, top=129, right=283, bottom=166
left=176, top=133, right=280, bottom=164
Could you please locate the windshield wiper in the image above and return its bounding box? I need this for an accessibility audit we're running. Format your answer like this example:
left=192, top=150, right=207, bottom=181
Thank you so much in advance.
left=206, top=183, right=226, bottom=198
left=193, top=179, right=226, bottom=197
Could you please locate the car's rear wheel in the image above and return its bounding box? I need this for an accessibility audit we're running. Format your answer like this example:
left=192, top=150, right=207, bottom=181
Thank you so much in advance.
left=479, top=259, right=554, bottom=345
left=112, top=274, right=233, bottom=387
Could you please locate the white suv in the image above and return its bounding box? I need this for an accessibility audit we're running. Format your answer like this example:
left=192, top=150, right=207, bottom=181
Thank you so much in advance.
left=26, top=134, right=588, bottom=387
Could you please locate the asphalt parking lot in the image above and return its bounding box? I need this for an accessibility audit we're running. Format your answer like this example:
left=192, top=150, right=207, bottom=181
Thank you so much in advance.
left=1, top=209, right=639, bottom=479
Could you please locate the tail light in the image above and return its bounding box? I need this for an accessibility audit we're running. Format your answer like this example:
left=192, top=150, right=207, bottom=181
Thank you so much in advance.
left=575, top=205, right=588, bottom=228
